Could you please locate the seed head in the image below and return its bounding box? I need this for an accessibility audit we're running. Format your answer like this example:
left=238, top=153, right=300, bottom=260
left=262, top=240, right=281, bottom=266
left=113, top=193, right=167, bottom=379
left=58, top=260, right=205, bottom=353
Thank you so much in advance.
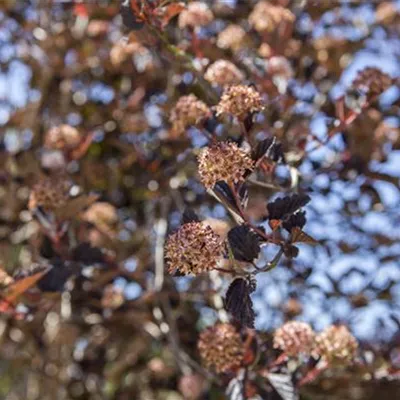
left=205, top=60, right=245, bottom=86
left=197, top=142, right=254, bottom=189
left=178, top=2, right=214, bottom=29
left=249, top=2, right=295, bottom=34
left=165, top=222, right=223, bottom=275
left=217, top=24, right=246, bottom=50
left=315, top=325, right=358, bottom=364
left=273, top=321, right=315, bottom=356
left=44, top=125, right=81, bottom=151
left=215, top=85, right=264, bottom=120
left=351, top=67, right=392, bottom=98
left=198, top=323, right=243, bottom=373
left=169, top=94, right=211, bottom=135
left=29, top=177, right=72, bottom=211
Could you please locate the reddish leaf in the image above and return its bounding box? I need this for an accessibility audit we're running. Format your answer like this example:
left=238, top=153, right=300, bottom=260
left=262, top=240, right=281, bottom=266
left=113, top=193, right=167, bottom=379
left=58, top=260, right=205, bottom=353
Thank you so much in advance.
left=157, top=3, right=185, bottom=28
left=1, top=268, right=50, bottom=306
left=269, top=219, right=282, bottom=230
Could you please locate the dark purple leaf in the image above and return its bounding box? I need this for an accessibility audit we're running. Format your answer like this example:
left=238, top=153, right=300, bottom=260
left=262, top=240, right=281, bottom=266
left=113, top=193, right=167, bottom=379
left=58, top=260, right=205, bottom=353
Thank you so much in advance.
left=225, top=276, right=256, bottom=328
left=120, top=0, right=144, bottom=30
left=267, top=194, right=311, bottom=221
left=282, top=211, right=306, bottom=232
left=228, top=225, right=261, bottom=262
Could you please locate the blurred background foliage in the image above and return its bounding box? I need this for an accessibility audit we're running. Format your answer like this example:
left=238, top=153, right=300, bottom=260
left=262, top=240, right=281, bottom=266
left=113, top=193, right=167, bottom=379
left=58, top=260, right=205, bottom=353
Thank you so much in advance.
left=0, top=0, right=400, bottom=399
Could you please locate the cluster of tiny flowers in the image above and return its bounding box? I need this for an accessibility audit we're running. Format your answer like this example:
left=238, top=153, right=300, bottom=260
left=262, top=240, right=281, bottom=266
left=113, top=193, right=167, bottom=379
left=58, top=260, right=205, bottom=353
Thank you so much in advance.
left=273, top=321, right=315, bottom=356
left=216, top=24, right=246, bottom=50
left=204, top=60, right=245, bottom=86
left=164, top=222, right=223, bottom=275
left=28, top=177, right=72, bottom=211
left=352, top=67, right=392, bottom=97
left=197, top=142, right=254, bottom=189
left=169, top=94, right=211, bottom=135
left=178, top=1, right=214, bottom=29
left=315, top=325, right=358, bottom=364
left=215, top=85, right=264, bottom=120
left=249, top=2, right=295, bottom=34
left=198, top=323, right=243, bottom=373
left=44, top=124, right=81, bottom=151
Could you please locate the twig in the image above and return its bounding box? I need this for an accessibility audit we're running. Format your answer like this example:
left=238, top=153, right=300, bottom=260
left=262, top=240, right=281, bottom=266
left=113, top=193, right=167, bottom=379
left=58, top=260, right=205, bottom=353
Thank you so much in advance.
left=254, top=248, right=284, bottom=274
left=154, top=217, right=167, bottom=292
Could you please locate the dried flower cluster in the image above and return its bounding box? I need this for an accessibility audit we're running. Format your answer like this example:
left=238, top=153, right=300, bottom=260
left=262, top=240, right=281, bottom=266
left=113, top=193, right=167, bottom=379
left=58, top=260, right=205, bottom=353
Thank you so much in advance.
left=216, top=24, right=246, bottom=50
left=204, top=60, right=245, bottom=86
left=44, top=124, right=81, bottom=151
left=351, top=67, right=392, bottom=97
left=197, top=142, right=254, bottom=189
left=315, top=325, right=358, bottom=364
left=164, top=222, right=223, bottom=275
left=198, top=323, right=243, bottom=373
left=169, top=94, right=211, bottom=135
left=28, top=177, right=72, bottom=211
left=2, top=1, right=399, bottom=398
left=249, top=2, right=295, bottom=34
left=273, top=321, right=315, bottom=356
left=215, top=84, right=264, bottom=120
left=178, top=2, right=213, bottom=29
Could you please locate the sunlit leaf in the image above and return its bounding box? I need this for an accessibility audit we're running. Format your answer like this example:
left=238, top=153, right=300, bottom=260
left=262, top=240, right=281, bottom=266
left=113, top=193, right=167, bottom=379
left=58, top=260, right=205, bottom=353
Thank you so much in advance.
left=291, top=227, right=318, bottom=246
left=1, top=267, right=50, bottom=305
